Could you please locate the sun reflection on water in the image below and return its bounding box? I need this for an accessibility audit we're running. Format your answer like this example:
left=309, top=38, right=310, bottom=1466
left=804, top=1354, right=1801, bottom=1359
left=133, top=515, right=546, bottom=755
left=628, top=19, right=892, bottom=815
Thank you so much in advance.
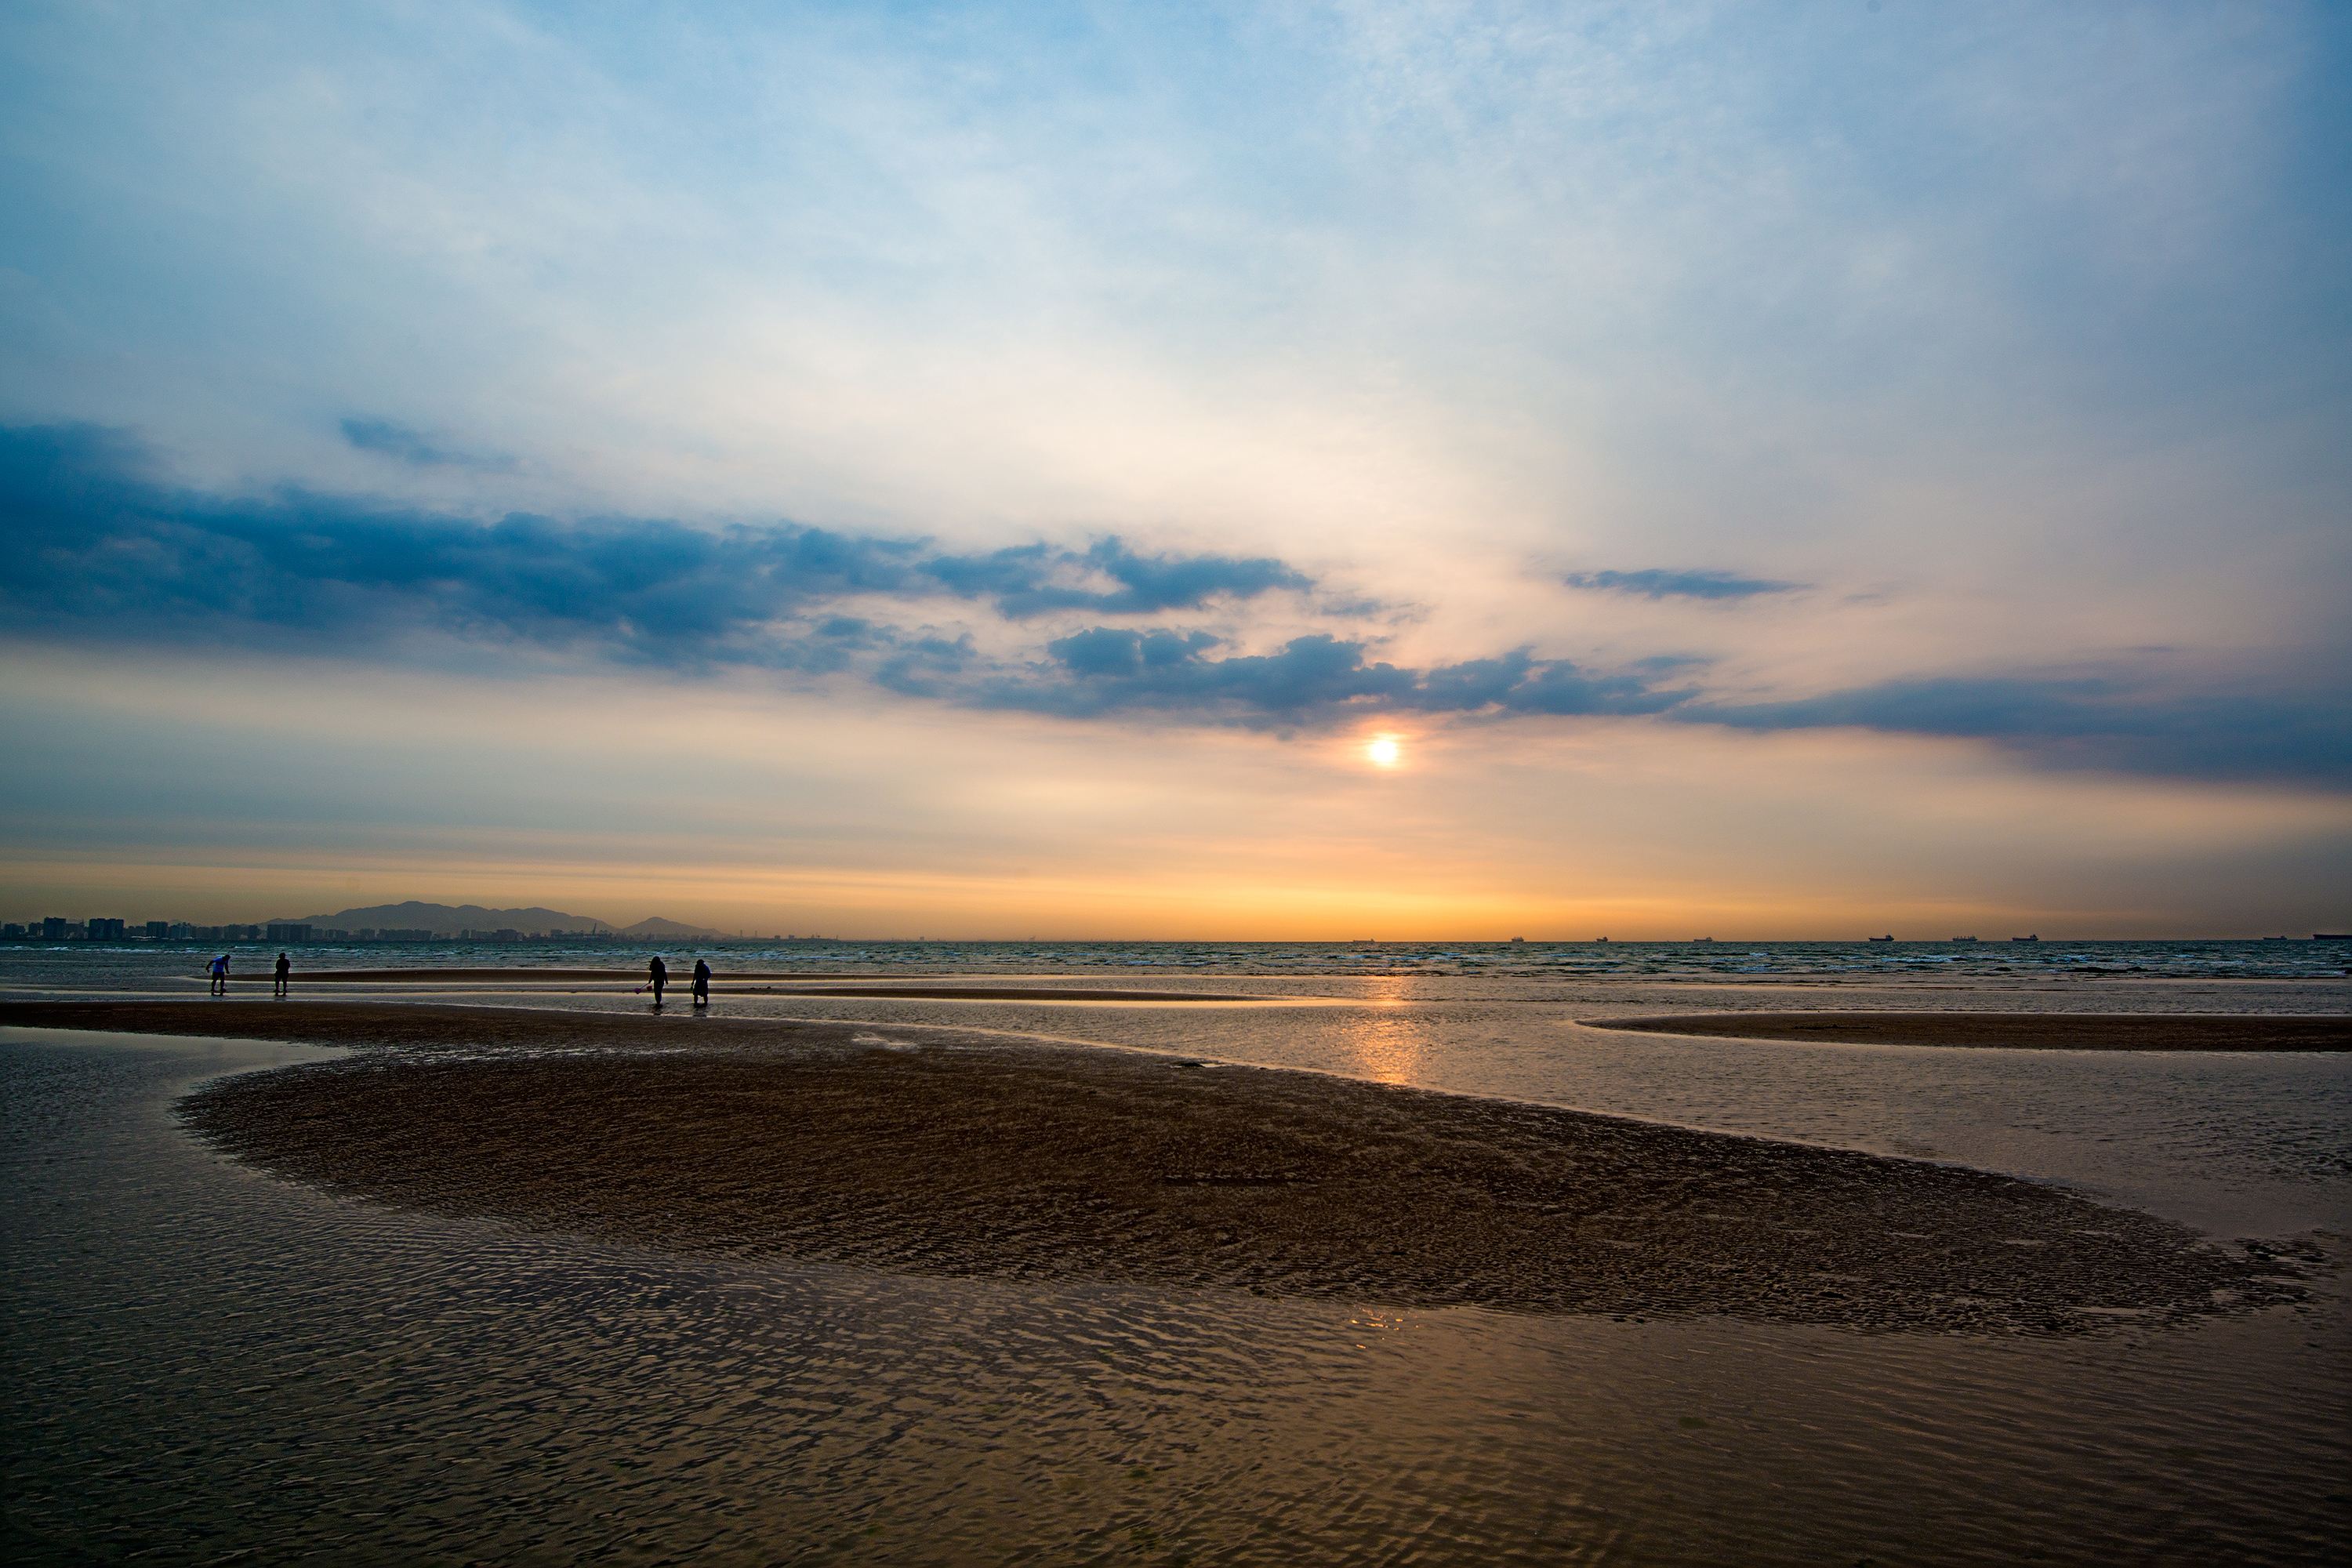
left=1339, top=978, right=1427, bottom=1084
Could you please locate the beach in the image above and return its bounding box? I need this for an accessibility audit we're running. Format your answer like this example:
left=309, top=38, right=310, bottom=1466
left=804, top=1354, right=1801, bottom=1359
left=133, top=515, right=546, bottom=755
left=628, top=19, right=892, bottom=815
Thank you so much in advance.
left=5, top=949, right=2348, bottom=1563
left=172, top=970, right=1266, bottom=1001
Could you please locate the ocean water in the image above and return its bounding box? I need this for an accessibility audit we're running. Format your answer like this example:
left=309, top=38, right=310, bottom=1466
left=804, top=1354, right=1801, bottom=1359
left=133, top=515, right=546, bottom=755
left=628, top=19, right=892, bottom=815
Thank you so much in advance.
left=9, top=934, right=2350, bottom=983
left=3, top=944, right=2349, bottom=1562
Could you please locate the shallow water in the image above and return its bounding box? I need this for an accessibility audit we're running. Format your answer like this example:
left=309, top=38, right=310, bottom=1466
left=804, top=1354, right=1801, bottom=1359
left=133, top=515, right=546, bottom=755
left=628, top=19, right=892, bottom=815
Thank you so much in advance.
left=3, top=1027, right=2348, bottom=1565
left=24, top=960, right=2338, bottom=1239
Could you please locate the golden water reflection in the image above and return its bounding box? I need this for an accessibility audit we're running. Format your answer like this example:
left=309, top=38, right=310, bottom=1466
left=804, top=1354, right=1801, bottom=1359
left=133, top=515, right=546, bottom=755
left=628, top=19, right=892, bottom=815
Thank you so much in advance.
left=1340, top=978, right=1427, bottom=1084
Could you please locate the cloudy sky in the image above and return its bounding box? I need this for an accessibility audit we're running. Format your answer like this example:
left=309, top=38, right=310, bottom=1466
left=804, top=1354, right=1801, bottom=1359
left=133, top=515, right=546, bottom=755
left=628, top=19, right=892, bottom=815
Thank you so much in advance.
left=3, top=1, right=2347, bottom=936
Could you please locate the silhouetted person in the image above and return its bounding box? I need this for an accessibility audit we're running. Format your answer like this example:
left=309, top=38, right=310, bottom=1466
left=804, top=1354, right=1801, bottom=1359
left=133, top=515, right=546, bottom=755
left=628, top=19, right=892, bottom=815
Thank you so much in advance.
left=648, top=954, right=667, bottom=1007
left=691, top=957, right=711, bottom=1007
left=273, top=951, right=291, bottom=998
left=209, top=953, right=229, bottom=996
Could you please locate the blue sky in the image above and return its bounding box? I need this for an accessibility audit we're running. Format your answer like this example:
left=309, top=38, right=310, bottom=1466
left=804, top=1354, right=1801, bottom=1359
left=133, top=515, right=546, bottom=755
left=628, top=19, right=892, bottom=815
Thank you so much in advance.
left=2, top=2, right=2347, bottom=933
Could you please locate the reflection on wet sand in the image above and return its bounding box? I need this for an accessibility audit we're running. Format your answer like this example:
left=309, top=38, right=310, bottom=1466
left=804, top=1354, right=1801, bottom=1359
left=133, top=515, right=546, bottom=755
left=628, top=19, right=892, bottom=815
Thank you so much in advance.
left=1339, top=976, right=1425, bottom=1083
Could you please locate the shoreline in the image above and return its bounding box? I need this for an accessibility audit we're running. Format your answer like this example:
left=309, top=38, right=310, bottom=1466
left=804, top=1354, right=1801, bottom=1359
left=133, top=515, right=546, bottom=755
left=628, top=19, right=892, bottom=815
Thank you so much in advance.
left=113, top=967, right=1267, bottom=1001
left=1586, top=1011, right=2352, bottom=1051
left=4, top=1000, right=2311, bottom=1334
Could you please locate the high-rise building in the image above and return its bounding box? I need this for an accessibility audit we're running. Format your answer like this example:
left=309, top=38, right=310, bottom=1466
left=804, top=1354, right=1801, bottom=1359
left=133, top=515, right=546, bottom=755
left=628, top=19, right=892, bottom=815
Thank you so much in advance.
left=86, top=917, right=127, bottom=939
left=146, top=920, right=171, bottom=938
left=42, top=917, right=68, bottom=939
left=264, top=923, right=313, bottom=944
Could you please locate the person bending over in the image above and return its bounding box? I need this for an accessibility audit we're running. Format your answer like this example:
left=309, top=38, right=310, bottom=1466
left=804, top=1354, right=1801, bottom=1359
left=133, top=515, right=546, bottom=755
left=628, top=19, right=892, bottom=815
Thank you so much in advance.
left=209, top=953, right=229, bottom=996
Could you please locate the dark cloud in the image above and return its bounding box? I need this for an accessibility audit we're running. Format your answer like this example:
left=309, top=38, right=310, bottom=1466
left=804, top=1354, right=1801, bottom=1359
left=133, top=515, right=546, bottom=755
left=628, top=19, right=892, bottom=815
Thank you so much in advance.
left=340, top=418, right=517, bottom=473
left=5, top=424, right=925, bottom=668
left=873, top=633, right=979, bottom=699
left=1002, top=630, right=1415, bottom=720
left=0, top=424, right=1314, bottom=669
left=975, top=631, right=1691, bottom=725
left=930, top=536, right=1310, bottom=619
left=1684, top=676, right=2351, bottom=786
left=1565, top=568, right=1802, bottom=601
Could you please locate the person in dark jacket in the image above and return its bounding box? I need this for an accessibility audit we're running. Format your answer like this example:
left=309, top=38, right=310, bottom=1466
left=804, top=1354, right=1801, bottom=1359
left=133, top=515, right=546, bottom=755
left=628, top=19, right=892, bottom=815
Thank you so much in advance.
left=648, top=954, right=668, bottom=1006
left=273, top=951, right=291, bottom=998
left=691, top=957, right=711, bottom=1007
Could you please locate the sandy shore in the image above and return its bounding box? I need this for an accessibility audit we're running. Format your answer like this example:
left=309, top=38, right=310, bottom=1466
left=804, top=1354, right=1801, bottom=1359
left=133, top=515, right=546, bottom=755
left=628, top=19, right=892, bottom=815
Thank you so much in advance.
left=168, top=968, right=1257, bottom=1001
left=209, top=967, right=884, bottom=982
left=1, top=1000, right=2310, bottom=1333
left=1588, top=1011, right=2352, bottom=1051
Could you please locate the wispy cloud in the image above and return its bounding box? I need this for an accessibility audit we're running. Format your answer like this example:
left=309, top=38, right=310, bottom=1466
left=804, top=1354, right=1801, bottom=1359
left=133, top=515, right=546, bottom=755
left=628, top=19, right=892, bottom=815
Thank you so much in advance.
left=1563, top=569, right=1802, bottom=601
left=339, top=418, right=516, bottom=473
left=1683, top=676, right=2350, bottom=787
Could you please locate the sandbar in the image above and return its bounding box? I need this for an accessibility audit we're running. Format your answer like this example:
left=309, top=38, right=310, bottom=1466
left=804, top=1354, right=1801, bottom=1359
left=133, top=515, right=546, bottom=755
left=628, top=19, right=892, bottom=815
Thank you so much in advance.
left=1, top=1000, right=2309, bottom=1334
left=1587, top=1011, right=2352, bottom=1051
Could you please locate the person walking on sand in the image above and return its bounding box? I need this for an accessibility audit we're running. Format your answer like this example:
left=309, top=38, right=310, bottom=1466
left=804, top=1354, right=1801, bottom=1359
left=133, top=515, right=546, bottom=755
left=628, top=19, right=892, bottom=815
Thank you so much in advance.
left=273, top=951, right=291, bottom=999
left=648, top=954, right=668, bottom=1007
left=691, top=956, right=711, bottom=1007
left=208, top=953, right=229, bottom=996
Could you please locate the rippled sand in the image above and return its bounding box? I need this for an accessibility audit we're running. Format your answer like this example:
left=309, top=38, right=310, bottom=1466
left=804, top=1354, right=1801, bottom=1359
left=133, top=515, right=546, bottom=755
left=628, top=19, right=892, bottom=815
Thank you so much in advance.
left=1592, top=1011, right=2352, bottom=1051
left=3, top=1000, right=2303, bottom=1334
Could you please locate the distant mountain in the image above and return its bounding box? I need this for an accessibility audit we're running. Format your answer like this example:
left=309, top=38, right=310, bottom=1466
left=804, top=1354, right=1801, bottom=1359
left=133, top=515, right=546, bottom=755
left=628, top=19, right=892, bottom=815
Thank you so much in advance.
left=286, top=900, right=614, bottom=935
left=617, top=915, right=728, bottom=938
left=276, top=901, right=729, bottom=938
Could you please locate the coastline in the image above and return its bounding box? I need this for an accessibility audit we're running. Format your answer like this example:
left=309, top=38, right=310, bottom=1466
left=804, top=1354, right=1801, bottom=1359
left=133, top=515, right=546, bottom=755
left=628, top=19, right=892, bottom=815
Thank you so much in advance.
left=85, top=968, right=1266, bottom=1001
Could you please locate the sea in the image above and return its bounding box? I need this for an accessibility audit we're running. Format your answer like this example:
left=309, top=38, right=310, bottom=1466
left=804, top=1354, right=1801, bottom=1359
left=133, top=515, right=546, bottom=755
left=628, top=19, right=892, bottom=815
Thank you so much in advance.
left=4, top=939, right=2348, bottom=1563
left=12, top=932, right=2350, bottom=982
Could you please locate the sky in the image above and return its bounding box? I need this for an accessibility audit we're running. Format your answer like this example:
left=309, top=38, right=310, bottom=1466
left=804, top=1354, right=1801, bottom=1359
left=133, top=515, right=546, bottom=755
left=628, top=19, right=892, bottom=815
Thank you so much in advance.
left=2, top=0, right=2347, bottom=938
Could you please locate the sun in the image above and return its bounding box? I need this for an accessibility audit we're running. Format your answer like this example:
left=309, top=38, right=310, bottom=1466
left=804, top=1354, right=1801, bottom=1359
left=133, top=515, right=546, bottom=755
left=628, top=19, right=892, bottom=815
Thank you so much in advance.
left=1364, top=734, right=1403, bottom=769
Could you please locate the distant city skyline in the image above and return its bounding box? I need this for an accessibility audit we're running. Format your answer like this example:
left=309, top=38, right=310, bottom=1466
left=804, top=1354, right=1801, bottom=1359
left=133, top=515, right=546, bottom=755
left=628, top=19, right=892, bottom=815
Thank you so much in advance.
left=7, top=906, right=2348, bottom=945
left=3, top=3, right=2347, bottom=935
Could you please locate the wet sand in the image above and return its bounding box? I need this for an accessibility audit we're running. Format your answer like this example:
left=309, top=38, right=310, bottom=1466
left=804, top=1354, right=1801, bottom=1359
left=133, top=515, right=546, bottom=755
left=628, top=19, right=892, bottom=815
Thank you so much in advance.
left=4, top=1000, right=2306, bottom=1334
left=1590, top=1011, right=2352, bottom=1051
left=162, top=967, right=1256, bottom=1001
left=211, top=967, right=884, bottom=982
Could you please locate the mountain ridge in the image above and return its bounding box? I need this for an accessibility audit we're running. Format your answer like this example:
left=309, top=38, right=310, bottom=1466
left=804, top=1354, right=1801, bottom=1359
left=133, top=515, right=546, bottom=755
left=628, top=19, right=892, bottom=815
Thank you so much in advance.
left=281, top=900, right=725, bottom=938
